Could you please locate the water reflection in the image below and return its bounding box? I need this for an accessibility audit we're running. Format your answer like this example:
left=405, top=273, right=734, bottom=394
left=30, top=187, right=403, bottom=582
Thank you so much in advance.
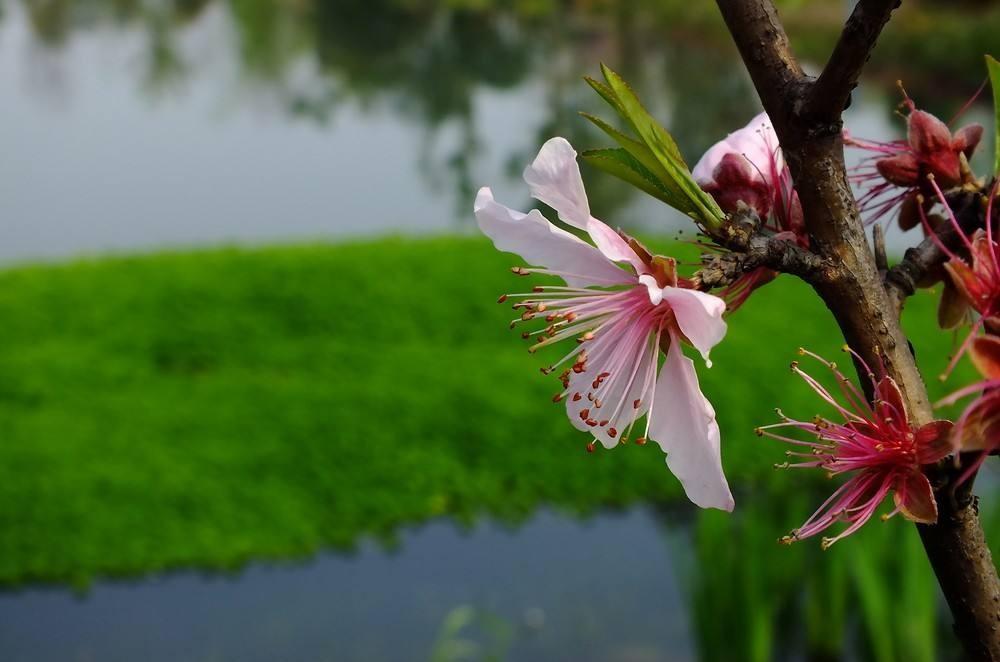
left=1, top=495, right=986, bottom=661
left=6, top=0, right=994, bottom=262
left=0, top=509, right=695, bottom=662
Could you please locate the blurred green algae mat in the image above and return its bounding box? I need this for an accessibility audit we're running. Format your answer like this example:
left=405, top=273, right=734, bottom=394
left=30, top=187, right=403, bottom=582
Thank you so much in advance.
left=0, top=236, right=985, bottom=588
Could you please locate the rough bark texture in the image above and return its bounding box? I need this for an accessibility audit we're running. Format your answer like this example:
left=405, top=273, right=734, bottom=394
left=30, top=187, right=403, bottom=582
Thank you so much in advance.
left=919, top=472, right=1000, bottom=661
left=714, top=1, right=1000, bottom=658
left=695, top=208, right=834, bottom=290
left=807, top=0, right=901, bottom=121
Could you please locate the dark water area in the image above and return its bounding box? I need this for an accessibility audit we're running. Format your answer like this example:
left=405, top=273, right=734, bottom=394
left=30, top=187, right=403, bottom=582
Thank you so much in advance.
left=0, top=509, right=694, bottom=662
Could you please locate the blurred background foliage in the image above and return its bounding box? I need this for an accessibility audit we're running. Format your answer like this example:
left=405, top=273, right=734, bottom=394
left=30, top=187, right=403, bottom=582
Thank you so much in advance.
left=2, top=0, right=999, bottom=660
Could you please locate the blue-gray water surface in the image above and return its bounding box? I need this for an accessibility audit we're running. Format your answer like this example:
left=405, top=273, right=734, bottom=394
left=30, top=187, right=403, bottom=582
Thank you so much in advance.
left=0, top=509, right=691, bottom=662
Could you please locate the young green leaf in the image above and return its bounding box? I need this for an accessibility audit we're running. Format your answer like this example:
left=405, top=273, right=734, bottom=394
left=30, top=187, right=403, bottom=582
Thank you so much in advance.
left=594, top=64, right=726, bottom=229
left=583, top=77, right=627, bottom=120
left=987, top=55, right=1000, bottom=175
left=580, top=112, right=698, bottom=216
left=580, top=148, right=679, bottom=206
left=599, top=64, right=687, bottom=167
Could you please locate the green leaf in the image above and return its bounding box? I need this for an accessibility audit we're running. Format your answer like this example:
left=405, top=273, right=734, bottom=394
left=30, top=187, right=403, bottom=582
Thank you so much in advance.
left=987, top=55, right=1000, bottom=175
left=583, top=76, right=627, bottom=119
left=580, top=112, right=662, bottom=174
left=580, top=112, right=698, bottom=216
left=580, top=148, right=678, bottom=206
left=595, top=64, right=726, bottom=229
left=599, top=63, right=687, bottom=166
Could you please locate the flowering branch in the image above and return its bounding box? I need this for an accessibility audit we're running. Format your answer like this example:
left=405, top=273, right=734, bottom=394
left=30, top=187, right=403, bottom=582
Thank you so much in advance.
left=885, top=190, right=985, bottom=314
left=716, top=0, right=927, bottom=414
left=693, top=237, right=828, bottom=291
left=715, top=0, right=1000, bottom=657
left=694, top=210, right=832, bottom=290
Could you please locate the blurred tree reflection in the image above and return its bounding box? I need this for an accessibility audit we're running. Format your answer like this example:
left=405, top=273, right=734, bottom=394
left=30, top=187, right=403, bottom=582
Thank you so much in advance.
left=11, top=0, right=996, bottom=229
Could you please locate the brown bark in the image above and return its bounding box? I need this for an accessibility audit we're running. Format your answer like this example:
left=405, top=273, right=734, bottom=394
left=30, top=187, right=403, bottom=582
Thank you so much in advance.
left=714, top=1, right=1000, bottom=658
left=920, top=472, right=1000, bottom=661
left=695, top=208, right=834, bottom=290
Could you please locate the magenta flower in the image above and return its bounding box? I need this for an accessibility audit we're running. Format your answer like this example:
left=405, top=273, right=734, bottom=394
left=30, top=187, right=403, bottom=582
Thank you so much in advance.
left=757, top=348, right=952, bottom=548
left=474, top=137, right=734, bottom=511
left=938, top=336, right=1000, bottom=480
left=846, top=94, right=982, bottom=227
left=693, top=113, right=806, bottom=310
left=918, top=181, right=1000, bottom=375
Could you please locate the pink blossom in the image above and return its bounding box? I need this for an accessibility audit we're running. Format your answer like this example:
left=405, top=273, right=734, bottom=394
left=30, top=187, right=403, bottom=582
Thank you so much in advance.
left=938, top=336, right=1000, bottom=481
left=757, top=348, right=952, bottom=548
left=693, top=113, right=806, bottom=310
left=693, top=112, right=784, bottom=203
left=919, top=180, right=1000, bottom=377
left=474, top=137, right=734, bottom=511
left=845, top=93, right=982, bottom=227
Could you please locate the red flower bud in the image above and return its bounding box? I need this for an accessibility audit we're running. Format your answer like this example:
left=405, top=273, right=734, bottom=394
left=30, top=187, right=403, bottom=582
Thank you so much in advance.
left=703, top=153, right=772, bottom=218
left=905, top=110, right=972, bottom=187
left=875, top=152, right=920, bottom=187
left=907, top=109, right=953, bottom=156
left=847, top=90, right=985, bottom=228
left=953, top=124, right=984, bottom=158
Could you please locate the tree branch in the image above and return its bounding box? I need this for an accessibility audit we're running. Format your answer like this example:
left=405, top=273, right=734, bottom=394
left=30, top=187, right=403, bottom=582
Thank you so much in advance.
left=695, top=211, right=833, bottom=289
left=919, top=464, right=1000, bottom=662
left=718, top=0, right=929, bottom=417
left=715, top=1, right=1000, bottom=657
left=872, top=222, right=889, bottom=273
left=713, top=0, right=805, bottom=129
left=694, top=237, right=830, bottom=290
left=805, top=0, right=901, bottom=121
left=885, top=191, right=984, bottom=314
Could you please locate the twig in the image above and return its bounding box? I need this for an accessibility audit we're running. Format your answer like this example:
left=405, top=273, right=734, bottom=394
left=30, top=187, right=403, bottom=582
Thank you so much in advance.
left=872, top=223, right=888, bottom=273
left=695, top=212, right=833, bottom=290
left=694, top=236, right=829, bottom=290
left=806, top=0, right=901, bottom=122
left=885, top=191, right=984, bottom=314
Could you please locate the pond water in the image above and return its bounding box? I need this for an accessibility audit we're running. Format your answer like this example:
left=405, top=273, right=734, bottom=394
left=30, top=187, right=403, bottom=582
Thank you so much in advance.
left=0, top=509, right=694, bottom=662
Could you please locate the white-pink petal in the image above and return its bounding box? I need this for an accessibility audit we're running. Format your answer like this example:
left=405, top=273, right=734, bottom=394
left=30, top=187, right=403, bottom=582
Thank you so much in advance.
left=659, top=288, right=728, bottom=365
left=585, top=219, right=648, bottom=274
left=474, top=188, right=631, bottom=288
left=692, top=140, right=734, bottom=186
left=524, top=138, right=647, bottom=274
left=734, top=112, right=782, bottom=182
left=648, top=339, right=734, bottom=511
left=693, top=112, right=782, bottom=190
left=524, top=137, right=593, bottom=229
left=638, top=275, right=664, bottom=306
